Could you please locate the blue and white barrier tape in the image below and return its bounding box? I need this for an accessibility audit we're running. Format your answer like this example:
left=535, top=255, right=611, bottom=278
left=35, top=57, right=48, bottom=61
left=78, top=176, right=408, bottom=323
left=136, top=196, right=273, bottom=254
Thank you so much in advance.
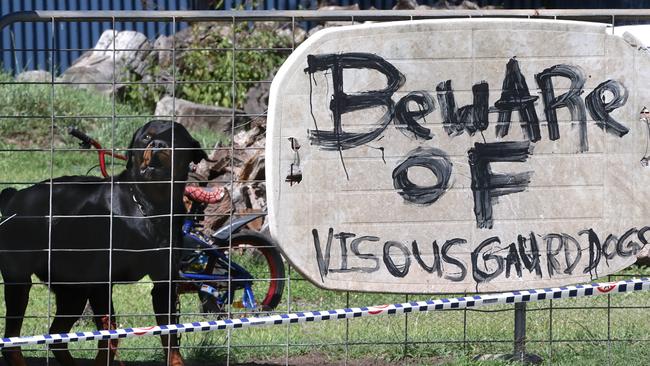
left=1, top=277, right=649, bottom=349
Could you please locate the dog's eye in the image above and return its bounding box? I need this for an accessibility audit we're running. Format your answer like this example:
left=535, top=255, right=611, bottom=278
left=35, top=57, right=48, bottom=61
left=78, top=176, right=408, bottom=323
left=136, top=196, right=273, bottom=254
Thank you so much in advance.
left=143, top=134, right=152, bottom=142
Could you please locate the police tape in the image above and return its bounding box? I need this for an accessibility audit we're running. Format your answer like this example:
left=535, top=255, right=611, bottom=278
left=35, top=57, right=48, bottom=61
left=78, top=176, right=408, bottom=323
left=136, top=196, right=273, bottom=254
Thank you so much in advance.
left=1, top=277, right=648, bottom=349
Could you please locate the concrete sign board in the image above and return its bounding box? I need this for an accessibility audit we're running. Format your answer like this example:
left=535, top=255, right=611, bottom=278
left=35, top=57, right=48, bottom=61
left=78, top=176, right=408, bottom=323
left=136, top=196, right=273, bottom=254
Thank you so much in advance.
left=267, top=19, right=650, bottom=293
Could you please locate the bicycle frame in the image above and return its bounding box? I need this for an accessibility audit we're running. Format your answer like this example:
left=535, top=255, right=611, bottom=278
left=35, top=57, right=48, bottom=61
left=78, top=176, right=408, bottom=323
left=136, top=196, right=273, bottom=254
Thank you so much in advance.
left=180, top=218, right=259, bottom=310
left=68, top=127, right=127, bottom=177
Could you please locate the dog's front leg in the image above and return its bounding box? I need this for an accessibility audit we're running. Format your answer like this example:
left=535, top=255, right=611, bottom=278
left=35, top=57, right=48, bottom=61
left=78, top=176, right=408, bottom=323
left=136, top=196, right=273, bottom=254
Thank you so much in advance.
left=151, top=282, right=184, bottom=366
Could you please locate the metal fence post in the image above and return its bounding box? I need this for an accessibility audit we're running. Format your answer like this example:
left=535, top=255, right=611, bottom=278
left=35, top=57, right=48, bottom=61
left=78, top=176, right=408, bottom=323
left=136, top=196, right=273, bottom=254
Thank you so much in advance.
left=513, top=302, right=542, bottom=365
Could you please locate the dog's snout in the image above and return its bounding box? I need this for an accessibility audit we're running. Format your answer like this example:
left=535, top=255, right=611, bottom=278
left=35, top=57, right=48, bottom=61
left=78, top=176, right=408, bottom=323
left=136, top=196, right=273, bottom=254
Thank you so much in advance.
left=140, top=139, right=172, bottom=177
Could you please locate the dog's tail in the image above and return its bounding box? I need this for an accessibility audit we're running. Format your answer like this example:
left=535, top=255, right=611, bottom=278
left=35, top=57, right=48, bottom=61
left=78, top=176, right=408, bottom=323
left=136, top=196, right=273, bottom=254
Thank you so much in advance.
left=0, top=187, right=17, bottom=214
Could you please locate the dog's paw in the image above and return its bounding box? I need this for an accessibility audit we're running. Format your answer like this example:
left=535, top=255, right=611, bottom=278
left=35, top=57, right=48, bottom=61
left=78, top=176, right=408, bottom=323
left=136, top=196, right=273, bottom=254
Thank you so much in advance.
left=168, top=350, right=185, bottom=366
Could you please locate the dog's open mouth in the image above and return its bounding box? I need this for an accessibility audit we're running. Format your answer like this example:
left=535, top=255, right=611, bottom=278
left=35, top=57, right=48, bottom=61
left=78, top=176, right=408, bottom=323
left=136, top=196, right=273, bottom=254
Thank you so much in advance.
left=140, top=145, right=171, bottom=179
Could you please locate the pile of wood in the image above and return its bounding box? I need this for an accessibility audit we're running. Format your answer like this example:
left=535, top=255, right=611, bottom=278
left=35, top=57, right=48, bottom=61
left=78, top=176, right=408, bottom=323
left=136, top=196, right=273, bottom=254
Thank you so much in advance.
left=191, top=118, right=268, bottom=234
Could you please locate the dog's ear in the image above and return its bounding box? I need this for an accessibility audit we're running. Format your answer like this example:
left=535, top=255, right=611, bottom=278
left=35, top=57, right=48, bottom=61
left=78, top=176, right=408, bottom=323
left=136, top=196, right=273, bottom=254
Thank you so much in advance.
left=170, top=121, right=208, bottom=164
left=190, top=137, right=208, bottom=164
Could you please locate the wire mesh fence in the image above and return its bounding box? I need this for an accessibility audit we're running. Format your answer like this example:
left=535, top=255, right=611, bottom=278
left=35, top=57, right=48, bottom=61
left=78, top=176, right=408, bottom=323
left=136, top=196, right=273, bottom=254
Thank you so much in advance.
left=1, top=9, right=650, bottom=366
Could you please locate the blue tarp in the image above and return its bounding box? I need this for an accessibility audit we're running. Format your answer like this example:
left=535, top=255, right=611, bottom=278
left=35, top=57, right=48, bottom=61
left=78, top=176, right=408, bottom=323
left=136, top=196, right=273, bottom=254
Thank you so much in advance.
left=1, top=0, right=649, bottom=74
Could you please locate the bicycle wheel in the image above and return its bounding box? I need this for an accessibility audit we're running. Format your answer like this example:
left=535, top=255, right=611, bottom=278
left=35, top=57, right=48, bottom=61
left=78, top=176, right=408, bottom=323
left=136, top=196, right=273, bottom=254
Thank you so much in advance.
left=200, top=230, right=285, bottom=314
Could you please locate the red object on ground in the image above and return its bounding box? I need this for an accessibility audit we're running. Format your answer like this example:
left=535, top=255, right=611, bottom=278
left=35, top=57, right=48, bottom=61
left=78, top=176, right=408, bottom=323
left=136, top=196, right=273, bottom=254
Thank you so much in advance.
left=184, top=185, right=226, bottom=204
left=102, top=315, right=125, bottom=366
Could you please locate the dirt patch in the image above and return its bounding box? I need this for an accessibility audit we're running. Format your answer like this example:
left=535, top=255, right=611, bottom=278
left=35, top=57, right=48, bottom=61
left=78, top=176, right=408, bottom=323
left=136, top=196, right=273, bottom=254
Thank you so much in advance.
left=249, top=353, right=449, bottom=365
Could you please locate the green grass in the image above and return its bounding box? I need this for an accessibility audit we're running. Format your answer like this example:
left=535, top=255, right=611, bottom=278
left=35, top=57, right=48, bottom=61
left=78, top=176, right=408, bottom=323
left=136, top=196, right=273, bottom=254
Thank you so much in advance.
left=0, top=72, right=225, bottom=189
left=2, top=73, right=650, bottom=365
left=3, top=269, right=650, bottom=365
left=0, top=73, right=145, bottom=149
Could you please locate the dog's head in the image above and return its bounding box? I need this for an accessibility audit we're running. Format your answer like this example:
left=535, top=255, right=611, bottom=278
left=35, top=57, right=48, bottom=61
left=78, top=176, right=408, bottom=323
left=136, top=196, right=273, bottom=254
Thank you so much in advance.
left=126, top=120, right=207, bottom=181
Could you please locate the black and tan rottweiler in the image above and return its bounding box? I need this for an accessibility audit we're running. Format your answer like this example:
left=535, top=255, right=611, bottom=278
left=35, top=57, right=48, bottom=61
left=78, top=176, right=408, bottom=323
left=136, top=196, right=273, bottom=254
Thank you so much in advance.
left=0, top=120, right=207, bottom=366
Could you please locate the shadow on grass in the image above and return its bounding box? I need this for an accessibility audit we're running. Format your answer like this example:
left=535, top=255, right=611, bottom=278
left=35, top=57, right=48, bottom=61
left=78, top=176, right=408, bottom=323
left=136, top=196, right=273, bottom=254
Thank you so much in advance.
left=20, top=357, right=283, bottom=366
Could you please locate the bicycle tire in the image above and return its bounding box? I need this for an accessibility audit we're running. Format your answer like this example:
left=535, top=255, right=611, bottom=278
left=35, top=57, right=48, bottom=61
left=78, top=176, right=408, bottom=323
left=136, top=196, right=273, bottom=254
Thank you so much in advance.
left=200, top=230, right=285, bottom=314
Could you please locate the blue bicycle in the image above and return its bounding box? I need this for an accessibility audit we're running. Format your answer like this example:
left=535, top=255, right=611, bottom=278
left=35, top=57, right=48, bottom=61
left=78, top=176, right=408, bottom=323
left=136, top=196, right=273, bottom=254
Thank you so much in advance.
left=68, top=127, right=286, bottom=315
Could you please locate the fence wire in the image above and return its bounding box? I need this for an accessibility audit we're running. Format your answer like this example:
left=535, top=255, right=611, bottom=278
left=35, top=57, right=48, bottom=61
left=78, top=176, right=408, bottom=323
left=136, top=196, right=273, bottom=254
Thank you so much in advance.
left=0, top=9, right=650, bottom=366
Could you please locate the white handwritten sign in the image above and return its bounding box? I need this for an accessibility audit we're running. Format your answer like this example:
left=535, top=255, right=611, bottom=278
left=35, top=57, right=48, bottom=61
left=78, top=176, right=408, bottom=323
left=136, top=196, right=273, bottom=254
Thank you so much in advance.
left=267, top=19, right=650, bottom=293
